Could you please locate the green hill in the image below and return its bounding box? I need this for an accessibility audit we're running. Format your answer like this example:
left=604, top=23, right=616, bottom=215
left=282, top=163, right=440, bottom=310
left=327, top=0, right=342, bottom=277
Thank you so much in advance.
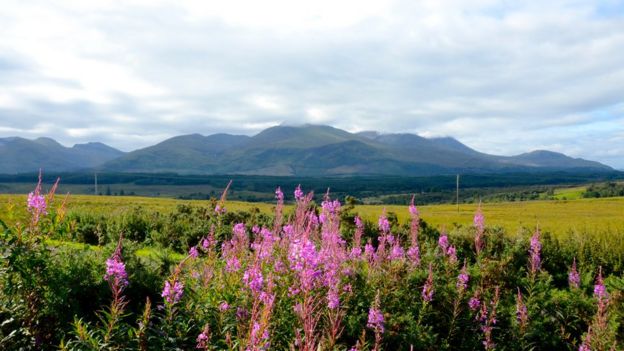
left=101, top=124, right=612, bottom=176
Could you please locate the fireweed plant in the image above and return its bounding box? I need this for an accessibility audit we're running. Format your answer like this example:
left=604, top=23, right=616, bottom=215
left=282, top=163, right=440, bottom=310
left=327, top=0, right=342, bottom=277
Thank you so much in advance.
left=0, top=178, right=622, bottom=350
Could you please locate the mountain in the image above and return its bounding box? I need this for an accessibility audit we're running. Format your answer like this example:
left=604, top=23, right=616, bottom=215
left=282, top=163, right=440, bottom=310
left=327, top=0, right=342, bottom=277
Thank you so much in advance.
left=101, top=124, right=612, bottom=176
left=103, top=133, right=250, bottom=173
left=0, top=125, right=612, bottom=175
left=500, top=150, right=608, bottom=170
left=0, top=137, right=124, bottom=173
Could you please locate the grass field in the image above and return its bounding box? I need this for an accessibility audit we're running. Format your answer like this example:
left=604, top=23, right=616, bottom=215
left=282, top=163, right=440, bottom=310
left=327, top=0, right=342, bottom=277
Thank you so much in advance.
left=0, top=182, right=273, bottom=201
left=363, top=197, right=624, bottom=236
left=552, top=185, right=586, bottom=200
left=2, top=193, right=623, bottom=237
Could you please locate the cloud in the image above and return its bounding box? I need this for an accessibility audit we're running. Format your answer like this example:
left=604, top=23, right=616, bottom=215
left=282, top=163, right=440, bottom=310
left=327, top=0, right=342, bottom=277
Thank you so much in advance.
left=0, top=0, right=622, bottom=167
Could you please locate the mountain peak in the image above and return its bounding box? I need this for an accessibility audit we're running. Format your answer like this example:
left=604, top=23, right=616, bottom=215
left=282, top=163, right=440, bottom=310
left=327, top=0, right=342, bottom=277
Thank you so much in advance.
left=355, top=131, right=380, bottom=139
left=34, top=137, right=63, bottom=148
left=250, top=124, right=356, bottom=148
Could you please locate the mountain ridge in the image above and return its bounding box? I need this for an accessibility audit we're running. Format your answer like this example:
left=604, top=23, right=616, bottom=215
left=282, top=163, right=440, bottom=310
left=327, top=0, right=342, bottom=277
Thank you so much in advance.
left=0, top=137, right=125, bottom=174
left=0, top=125, right=612, bottom=175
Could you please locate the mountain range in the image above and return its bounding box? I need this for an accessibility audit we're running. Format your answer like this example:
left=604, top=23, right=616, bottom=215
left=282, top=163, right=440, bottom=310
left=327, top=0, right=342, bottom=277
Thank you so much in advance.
left=0, top=125, right=612, bottom=176
left=0, top=137, right=124, bottom=174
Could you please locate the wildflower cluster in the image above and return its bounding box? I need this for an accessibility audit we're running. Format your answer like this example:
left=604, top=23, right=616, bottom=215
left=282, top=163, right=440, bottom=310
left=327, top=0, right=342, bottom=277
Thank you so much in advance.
left=4, top=179, right=623, bottom=350
left=74, top=188, right=624, bottom=350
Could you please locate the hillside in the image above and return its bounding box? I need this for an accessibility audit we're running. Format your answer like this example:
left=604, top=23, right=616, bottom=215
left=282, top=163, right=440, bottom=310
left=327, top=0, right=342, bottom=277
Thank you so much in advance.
left=0, top=137, right=124, bottom=173
left=102, top=124, right=612, bottom=175
left=0, top=125, right=613, bottom=175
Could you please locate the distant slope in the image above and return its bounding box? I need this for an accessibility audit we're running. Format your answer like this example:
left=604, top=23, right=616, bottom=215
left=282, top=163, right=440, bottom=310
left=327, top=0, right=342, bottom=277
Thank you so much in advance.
left=101, top=124, right=612, bottom=176
left=503, top=150, right=610, bottom=170
left=103, top=134, right=250, bottom=173
left=0, top=137, right=124, bottom=173
left=1, top=124, right=612, bottom=175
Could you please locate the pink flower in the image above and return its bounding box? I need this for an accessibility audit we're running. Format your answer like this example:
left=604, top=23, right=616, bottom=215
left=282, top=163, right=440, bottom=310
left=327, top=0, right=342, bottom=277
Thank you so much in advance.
left=408, top=197, right=420, bottom=245
left=474, top=206, right=484, bottom=232
left=388, top=242, right=405, bottom=261
left=469, top=297, right=481, bottom=311
left=422, top=263, right=434, bottom=303
left=367, top=291, right=385, bottom=337
left=260, top=291, right=275, bottom=307
left=197, top=332, right=208, bottom=343
left=275, top=187, right=284, bottom=202
left=569, top=258, right=580, bottom=289
left=407, top=245, right=421, bottom=266
left=327, top=289, right=340, bottom=309
left=579, top=333, right=591, bottom=351
left=104, top=254, right=128, bottom=288
left=378, top=214, right=390, bottom=233
left=320, top=198, right=341, bottom=225
left=225, top=256, right=241, bottom=272
left=409, top=202, right=419, bottom=217
left=446, top=245, right=458, bottom=264
left=364, top=242, right=378, bottom=263
left=479, top=287, right=500, bottom=351
left=273, top=259, right=285, bottom=273
left=529, top=229, right=541, bottom=274
left=251, top=227, right=277, bottom=261
left=214, top=204, right=226, bottom=214
left=350, top=247, right=362, bottom=259
left=354, top=216, right=363, bottom=228
left=438, top=234, right=449, bottom=253
left=162, top=279, right=184, bottom=305
left=294, top=185, right=304, bottom=201
left=457, top=263, right=469, bottom=292
left=594, top=267, right=608, bottom=300
left=308, top=212, right=319, bottom=227
left=236, top=307, right=249, bottom=320
left=469, top=291, right=481, bottom=311
left=189, top=246, right=199, bottom=258
left=196, top=325, right=210, bottom=349
left=219, top=301, right=230, bottom=312
left=288, top=239, right=321, bottom=291
left=516, top=288, right=528, bottom=328
left=201, top=237, right=213, bottom=251
left=367, top=307, right=384, bottom=333
left=233, top=223, right=246, bottom=238
left=27, top=181, right=47, bottom=224
left=27, top=192, right=47, bottom=215
left=243, top=266, right=264, bottom=293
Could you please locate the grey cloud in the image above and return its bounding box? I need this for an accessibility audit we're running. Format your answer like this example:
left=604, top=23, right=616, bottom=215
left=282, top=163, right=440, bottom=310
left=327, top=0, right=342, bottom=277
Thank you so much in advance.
left=0, top=0, right=623, bottom=167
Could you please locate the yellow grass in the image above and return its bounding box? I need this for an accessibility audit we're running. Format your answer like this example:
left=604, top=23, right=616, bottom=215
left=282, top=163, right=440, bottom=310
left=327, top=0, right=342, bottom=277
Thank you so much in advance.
left=0, top=194, right=275, bottom=222
left=1, top=194, right=623, bottom=237
left=354, top=198, right=624, bottom=236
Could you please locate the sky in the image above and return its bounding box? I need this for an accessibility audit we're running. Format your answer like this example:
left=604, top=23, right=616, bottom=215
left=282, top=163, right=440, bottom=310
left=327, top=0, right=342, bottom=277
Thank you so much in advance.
left=0, top=0, right=623, bottom=168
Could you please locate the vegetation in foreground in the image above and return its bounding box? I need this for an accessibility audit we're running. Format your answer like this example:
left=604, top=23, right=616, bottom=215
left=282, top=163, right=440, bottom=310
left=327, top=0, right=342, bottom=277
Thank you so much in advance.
left=1, top=178, right=623, bottom=350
